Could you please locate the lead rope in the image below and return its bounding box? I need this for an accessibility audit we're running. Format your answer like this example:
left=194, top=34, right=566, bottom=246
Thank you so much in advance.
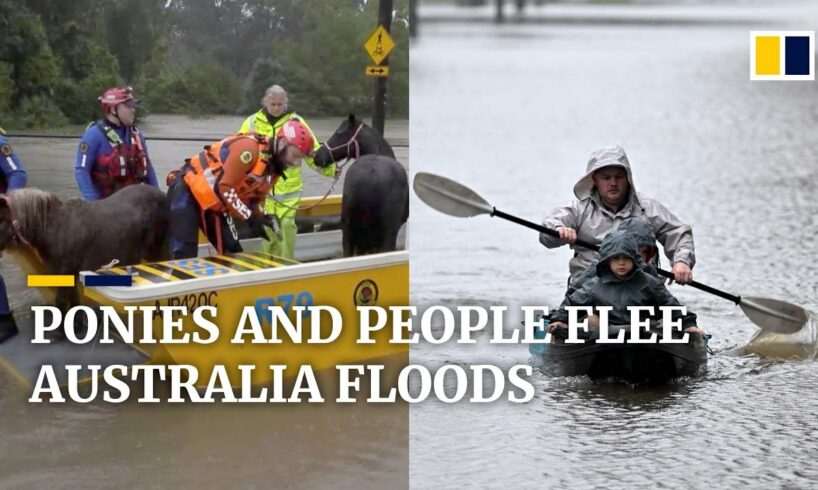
left=198, top=209, right=217, bottom=257
left=269, top=122, right=364, bottom=212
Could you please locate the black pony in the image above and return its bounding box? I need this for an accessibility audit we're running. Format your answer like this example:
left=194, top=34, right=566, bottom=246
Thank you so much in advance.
left=0, top=184, right=169, bottom=312
left=314, top=114, right=396, bottom=164
left=314, top=115, right=408, bottom=257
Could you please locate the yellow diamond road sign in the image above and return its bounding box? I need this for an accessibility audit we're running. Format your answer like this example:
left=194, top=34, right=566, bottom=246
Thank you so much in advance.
left=365, top=65, right=390, bottom=77
left=364, top=25, right=395, bottom=65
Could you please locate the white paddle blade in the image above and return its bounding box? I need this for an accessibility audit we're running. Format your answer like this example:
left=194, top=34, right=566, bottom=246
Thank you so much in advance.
left=740, top=296, right=808, bottom=334
left=413, top=172, right=494, bottom=218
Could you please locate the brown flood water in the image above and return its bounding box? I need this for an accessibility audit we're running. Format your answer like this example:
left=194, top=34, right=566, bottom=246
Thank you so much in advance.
left=410, top=1, right=818, bottom=487
left=0, top=115, right=410, bottom=489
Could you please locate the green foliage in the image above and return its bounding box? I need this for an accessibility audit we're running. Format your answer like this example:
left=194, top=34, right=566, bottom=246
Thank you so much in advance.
left=0, top=3, right=58, bottom=99
left=137, top=63, right=243, bottom=117
left=0, top=0, right=409, bottom=128
left=268, top=0, right=375, bottom=116
left=0, top=63, right=14, bottom=114
left=14, top=95, right=69, bottom=129
left=50, top=21, right=120, bottom=123
left=0, top=1, right=62, bottom=127
left=104, top=0, right=168, bottom=82
left=244, top=0, right=409, bottom=118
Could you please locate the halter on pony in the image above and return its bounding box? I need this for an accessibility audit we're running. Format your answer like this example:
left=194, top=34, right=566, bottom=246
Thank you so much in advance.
left=272, top=120, right=365, bottom=213
left=0, top=195, right=33, bottom=249
left=321, top=120, right=364, bottom=168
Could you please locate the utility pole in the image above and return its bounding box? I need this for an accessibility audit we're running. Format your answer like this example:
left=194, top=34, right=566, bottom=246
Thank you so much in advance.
left=409, top=0, right=417, bottom=38
left=372, top=0, right=393, bottom=137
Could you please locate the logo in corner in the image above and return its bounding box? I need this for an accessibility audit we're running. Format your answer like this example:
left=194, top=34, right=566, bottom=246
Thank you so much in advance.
left=751, top=30, right=815, bottom=81
left=239, top=150, right=253, bottom=164
left=353, top=279, right=379, bottom=306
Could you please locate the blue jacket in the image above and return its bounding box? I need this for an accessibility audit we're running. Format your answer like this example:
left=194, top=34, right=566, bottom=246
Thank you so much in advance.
left=0, top=136, right=28, bottom=192
left=75, top=120, right=158, bottom=201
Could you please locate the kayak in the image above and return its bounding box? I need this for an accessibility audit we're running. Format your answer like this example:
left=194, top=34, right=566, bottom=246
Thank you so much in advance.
left=529, top=318, right=708, bottom=385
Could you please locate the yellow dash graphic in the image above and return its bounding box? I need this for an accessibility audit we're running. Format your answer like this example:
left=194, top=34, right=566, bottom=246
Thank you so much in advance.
left=28, top=275, right=75, bottom=287
left=755, top=36, right=780, bottom=75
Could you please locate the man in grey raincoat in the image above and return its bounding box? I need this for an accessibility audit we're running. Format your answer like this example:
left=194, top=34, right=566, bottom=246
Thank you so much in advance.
left=548, top=230, right=701, bottom=333
left=540, top=145, right=695, bottom=285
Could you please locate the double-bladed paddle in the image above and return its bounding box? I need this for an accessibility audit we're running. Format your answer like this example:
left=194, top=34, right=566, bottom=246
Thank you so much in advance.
left=412, top=171, right=808, bottom=334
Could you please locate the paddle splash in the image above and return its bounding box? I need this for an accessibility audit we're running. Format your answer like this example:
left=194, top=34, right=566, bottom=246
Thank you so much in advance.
left=733, top=312, right=818, bottom=360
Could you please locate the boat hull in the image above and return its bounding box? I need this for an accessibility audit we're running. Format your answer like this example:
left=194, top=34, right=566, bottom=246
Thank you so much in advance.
left=529, top=321, right=707, bottom=384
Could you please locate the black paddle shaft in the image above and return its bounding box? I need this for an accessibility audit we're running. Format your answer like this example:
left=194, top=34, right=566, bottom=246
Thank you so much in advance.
left=489, top=208, right=742, bottom=305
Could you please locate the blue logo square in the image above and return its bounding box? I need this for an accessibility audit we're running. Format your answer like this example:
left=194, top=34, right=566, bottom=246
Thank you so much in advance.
left=785, top=36, right=810, bottom=75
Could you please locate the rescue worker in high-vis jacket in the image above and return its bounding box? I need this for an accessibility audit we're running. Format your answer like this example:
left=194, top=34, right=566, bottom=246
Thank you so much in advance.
left=0, top=129, right=28, bottom=342
left=75, top=86, right=159, bottom=201
left=238, top=85, right=335, bottom=260
left=167, top=119, right=315, bottom=259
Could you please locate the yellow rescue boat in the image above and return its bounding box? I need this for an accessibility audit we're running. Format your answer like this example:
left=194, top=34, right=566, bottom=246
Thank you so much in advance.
left=0, top=195, right=408, bottom=388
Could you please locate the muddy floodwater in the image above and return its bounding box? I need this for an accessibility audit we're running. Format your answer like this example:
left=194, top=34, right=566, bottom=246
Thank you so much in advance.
left=410, top=1, right=818, bottom=487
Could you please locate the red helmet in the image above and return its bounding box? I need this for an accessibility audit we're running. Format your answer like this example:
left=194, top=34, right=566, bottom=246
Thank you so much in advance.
left=276, top=120, right=314, bottom=155
left=98, top=86, right=136, bottom=112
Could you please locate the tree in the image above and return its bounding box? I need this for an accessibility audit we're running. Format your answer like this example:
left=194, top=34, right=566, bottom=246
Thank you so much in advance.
left=104, top=0, right=169, bottom=83
left=0, top=1, right=66, bottom=126
left=0, top=0, right=408, bottom=127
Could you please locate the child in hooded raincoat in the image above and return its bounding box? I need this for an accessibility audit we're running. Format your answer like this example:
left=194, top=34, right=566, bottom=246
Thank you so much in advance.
left=549, top=229, right=703, bottom=334
left=564, top=217, right=659, bottom=297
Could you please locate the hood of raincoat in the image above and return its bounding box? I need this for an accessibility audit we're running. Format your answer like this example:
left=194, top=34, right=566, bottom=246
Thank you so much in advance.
left=595, top=229, right=641, bottom=278
left=616, top=216, right=657, bottom=248
left=573, top=145, right=636, bottom=199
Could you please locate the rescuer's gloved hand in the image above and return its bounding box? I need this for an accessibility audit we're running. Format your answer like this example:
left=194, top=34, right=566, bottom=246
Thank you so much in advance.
left=260, top=213, right=281, bottom=238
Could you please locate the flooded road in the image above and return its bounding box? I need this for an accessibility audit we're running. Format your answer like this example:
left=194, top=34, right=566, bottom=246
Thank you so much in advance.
left=410, top=1, right=818, bottom=487
left=0, top=116, right=409, bottom=488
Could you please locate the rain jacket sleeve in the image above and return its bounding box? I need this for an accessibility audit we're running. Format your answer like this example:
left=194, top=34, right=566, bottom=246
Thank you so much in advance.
left=640, top=196, right=695, bottom=268
left=540, top=199, right=581, bottom=248
left=296, top=117, right=335, bottom=179
left=563, top=260, right=598, bottom=298
left=217, top=139, right=262, bottom=220
left=75, top=128, right=103, bottom=201
left=237, top=114, right=254, bottom=134
left=0, top=138, right=27, bottom=191
left=137, top=131, right=159, bottom=188
left=550, top=280, right=596, bottom=324
left=646, top=275, right=698, bottom=329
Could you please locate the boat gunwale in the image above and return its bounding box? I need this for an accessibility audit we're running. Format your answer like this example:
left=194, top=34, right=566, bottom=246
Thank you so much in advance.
left=81, top=250, right=408, bottom=303
left=532, top=336, right=708, bottom=364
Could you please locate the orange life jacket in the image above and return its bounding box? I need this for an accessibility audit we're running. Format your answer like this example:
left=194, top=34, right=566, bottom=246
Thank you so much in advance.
left=182, top=134, right=276, bottom=214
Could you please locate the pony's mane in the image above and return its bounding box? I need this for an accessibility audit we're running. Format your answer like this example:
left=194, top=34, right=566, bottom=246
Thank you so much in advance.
left=5, top=188, right=62, bottom=240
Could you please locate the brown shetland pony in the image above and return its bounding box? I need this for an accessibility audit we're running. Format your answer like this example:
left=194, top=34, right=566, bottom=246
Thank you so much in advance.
left=0, top=184, right=169, bottom=312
